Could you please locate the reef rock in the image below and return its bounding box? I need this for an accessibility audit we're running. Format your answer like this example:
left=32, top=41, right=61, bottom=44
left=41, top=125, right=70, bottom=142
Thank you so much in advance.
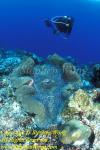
left=61, top=84, right=76, bottom=100
left=61, top=89, right=94, bottom=121
left=15, top=85, right=47, bottom=128
left=68, top=89, right=94, bottom=117
left=41, top=78, right=55, bottom=89
left=12, top=57, right=35, bottom=76
left=91, top=64, right=100, bottom=88
left=32, top=53, right=44, bottom=64
left=62, top=62, right=80, bottom=82
left=10, top=76, right=34, bottom=89
left=22, top=97, right=47, bottom=128
left=61, top=119, right=91, bottom=146
left=15, top=85, right=35, bottom=97
left=0, top=57, right=21, bottom=75
left=47, top=53, right=66, bottom=66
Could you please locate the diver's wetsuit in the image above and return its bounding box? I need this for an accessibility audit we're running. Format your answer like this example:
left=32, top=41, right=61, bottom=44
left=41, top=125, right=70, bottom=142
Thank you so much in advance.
left=52, top=16, right=74, bottom=34
left=44, top=16, right=74, bottom=38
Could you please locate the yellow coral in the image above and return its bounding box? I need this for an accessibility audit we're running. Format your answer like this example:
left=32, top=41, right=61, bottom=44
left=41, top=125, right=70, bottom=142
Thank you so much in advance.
left=61, top=89, right=95, bottom=121
left=60, top=120, right=91, bottom=145
left=61, top=107, right=80, bottom=120
left=68, top=89, right=94, bottom=117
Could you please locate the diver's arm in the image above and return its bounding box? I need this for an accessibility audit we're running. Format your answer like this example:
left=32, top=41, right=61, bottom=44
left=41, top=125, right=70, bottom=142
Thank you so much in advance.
left=44, top=19, right=59, bottom=34
left=44, top=19, right=52, bottom=27
left=66, top=24, right=70, bottom=27
left=51, top=16, right=68, bottom=23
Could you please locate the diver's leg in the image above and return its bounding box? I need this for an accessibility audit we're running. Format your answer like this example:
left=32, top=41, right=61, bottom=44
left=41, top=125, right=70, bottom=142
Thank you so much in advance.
left=44, top=19, right=52, bottom=27
left=44, top=19, right=58, bottom=33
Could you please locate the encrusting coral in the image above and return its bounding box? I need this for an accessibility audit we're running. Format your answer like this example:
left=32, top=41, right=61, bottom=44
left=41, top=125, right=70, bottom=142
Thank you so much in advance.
left=62, top=62, right=80, bottom=82
left=47, top=53, right=66, bottom=66
left=8, top=55, right=48, bottom=128
left=12, top=57, right=35, bottom=76
left=91, top=64, right=100, bottom=88
left=60, top=89, right=99, bottom=148
left=0, top=50, right=100, bottom=150
left=9, top=76, right=34, bottom=89
left=41, top=78, right=56, bottom=89
left=62, top=89, right=94, bottom=121
left=15, top=84, right=47, bottom=128
left=60, top=119, right=91, bottom=146
left=61, top=83, right=77, bottom=100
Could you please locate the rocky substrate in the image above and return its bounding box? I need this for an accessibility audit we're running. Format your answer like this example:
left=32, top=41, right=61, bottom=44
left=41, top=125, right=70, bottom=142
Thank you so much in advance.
left=0, top=49, right=100, bottom=150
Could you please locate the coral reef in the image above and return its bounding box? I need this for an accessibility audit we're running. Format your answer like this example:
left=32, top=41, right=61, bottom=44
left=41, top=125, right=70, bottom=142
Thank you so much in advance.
left=47, top=53, right=66, bottom=66
left=41, top=78, right=56, bottom=89
left=61, top=83, right=78, bottom=100
left=60, top=119, right=91, bottom=146
left=68, top=89, right=94, bottom=117
left=91, top=64, right=100, bottom=88
left=15, top=85, right=47, bottom=128
left=12, top=57, right=35, bottom=76
left=0, top=57, right=21, bottom=75
left=62, top=62, right=80, bottom=82
left=0, top=49, right=99, bottom=150
left=10, top=76, right=34, bottom=89
left=61, top=88, right=97, bottom=122
left=61, top=88, right=100, bottom=149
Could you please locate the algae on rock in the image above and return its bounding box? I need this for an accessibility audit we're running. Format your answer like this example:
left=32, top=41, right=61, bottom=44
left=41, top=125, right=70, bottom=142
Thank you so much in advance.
left=10, top=76, right=34, bottom=89
left=60, top=119, right=91, bottom=146
left=62, top=89, right=94, bottom=121
left=47, top=53, right=66, bottom=66
left=15, top=85, right=47, bottom=128
left=11, top=57, right=35, bottom=76
left=68, top=89, right=94, bottom=116
left=61, top=83, right=77, bottom=100
left=62, top=62, right=80, bottom=82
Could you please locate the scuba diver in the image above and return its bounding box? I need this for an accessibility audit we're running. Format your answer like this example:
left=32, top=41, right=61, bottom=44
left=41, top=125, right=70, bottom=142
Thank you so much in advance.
left=44, top=16, right=74, bottom=39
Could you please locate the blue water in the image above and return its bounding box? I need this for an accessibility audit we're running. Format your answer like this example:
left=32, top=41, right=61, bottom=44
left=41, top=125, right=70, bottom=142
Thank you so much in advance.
left=0, top=0, right=100, bottom=63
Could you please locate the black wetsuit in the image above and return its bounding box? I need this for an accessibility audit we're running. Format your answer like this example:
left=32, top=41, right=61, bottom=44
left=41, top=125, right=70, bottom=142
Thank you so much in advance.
left=53, top=17, right=74, bottom=34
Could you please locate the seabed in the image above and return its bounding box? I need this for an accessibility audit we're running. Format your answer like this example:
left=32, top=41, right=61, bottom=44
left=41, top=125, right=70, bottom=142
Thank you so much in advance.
left=0, top=49, right=100, bottom=150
